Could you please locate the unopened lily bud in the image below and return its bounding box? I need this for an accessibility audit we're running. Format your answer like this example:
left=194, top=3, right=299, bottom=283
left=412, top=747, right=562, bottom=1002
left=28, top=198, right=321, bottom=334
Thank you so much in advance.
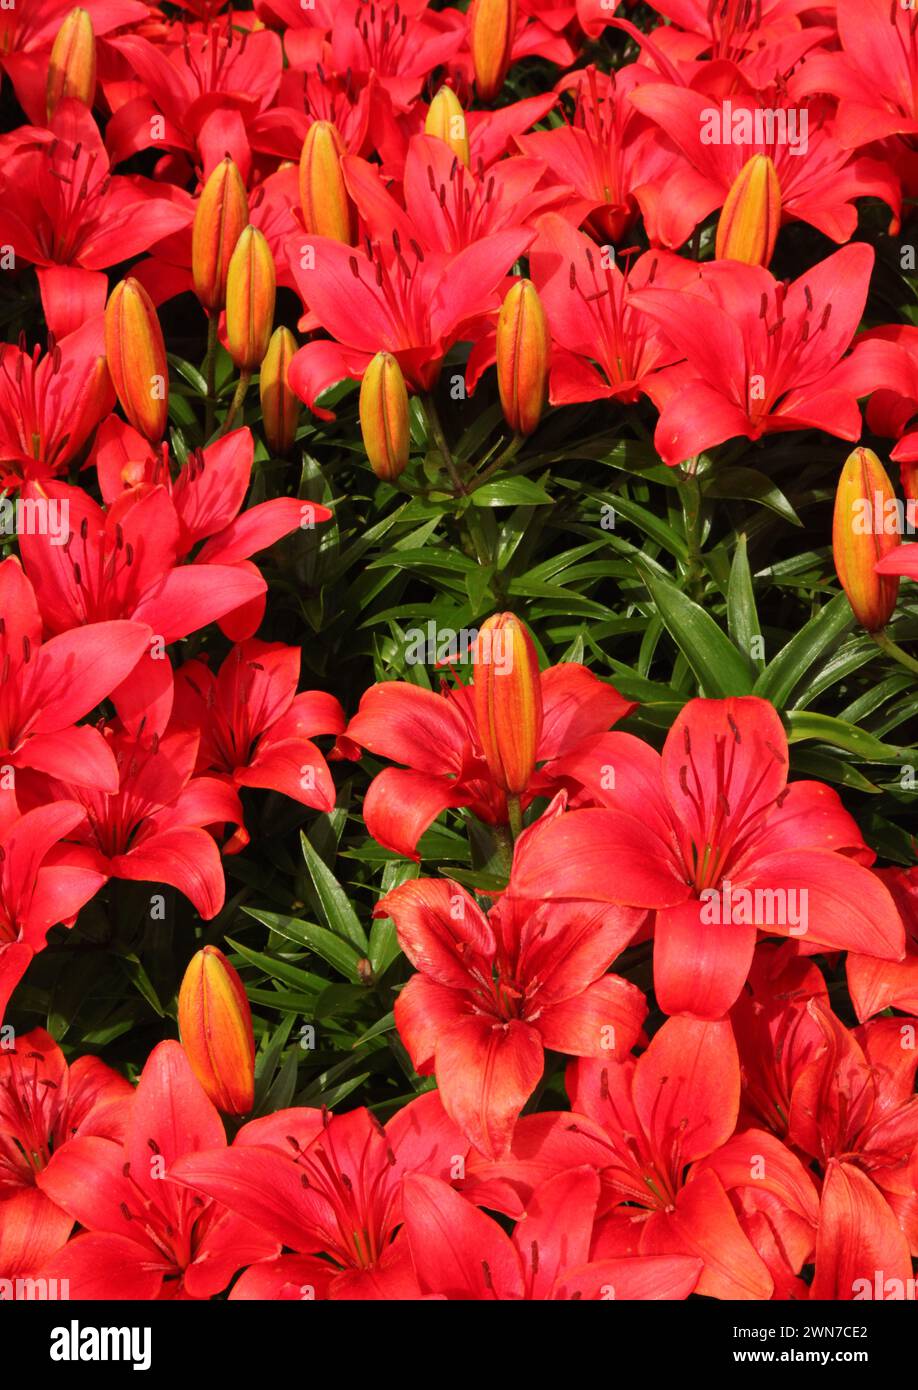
left=424, top=86, right=470, bottom=166
left=192, top=156, right=249, bottom=312
left=225, top=225, right=276, bottom=370
left=298, top=120, right=355, bottom=243
left=46, top=8, right=96, bottom=119
left=473, top=612, right=542, bottom=795
left=832, top=447, right=900, bottom=632
left=178, top=946, right=255, bottom=1116
left=359, top=351, right=409, bottom=481
left=470, top=0, right=517, bottom=102
left=260, top=326, right=300, bottom=455
left=104, top=277, right=168, bottom=444
left=715, top=154, right=781, bottom=267
left=496, top=279, right=549, bottom=436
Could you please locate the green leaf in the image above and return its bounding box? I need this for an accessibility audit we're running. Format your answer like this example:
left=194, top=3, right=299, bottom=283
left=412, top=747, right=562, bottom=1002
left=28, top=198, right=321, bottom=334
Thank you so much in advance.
left=785, top=711, right=906, bottom=762
left=726, top=535, right=764, bottom=675
left=300, top=831, right=369, bottom=951
left=633, top=559, right=754, bottom=697
left=470, top=477, right=553, bottom=506
left=753, top=593, right=854, bottom=706
left=704, top=465, right=802, bottom=526
left=241, top=910, right=364, bottom=984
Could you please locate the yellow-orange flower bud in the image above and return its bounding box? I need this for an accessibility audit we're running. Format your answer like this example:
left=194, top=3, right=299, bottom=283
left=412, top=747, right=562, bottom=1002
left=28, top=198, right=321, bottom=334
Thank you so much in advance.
left=473, top=612, right=543, bottom=795
left=192, top=156, right=249, bottom=312
left=424, top=86, right=470, bottom=166
left=225, top=225, right=276, bottom=370
left=715, top=154, right=781, bottom=267
left=298, top=120, right=355, bottom=243
left=359, top=351, right=410, bottom=481
left=832, top=447, right=901, bottom=632
left=46, top=8, right=96, bottom=119
left=496, top=279, right=549, bottom=436
left=260, top=326, right=300, bottom=455
left=104, top=277, right=168, bottom=444
left=470, top=0, right=517, bottom=103
left=178, top=946, right=255, bottom=1117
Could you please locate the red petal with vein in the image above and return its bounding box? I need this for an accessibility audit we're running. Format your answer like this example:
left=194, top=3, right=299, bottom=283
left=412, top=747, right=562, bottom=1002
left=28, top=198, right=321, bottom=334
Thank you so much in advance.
left=537, top=974, right=647, bottom=1058
left=634, top=1017, right=740, bottom=1162
left=362, top=767, right=470, bottom=860
left=30, top=620, right=151, bottom=730
left=375, top=877, right=495, bottom=987
left=132, top=564, right=267, bottom=645
left=508, top=808, right=689, bottom=907
left=811, top=1161, right=914, bottom=1300
left=554, top=1254, right=702, bottom=1301
left=434, top=1015, right=545, bottom=1159
left=402, top=1173, right=522, bottom=1299
left=346, top=682, right=468, bottom=773
left=512, top=1166, right=599, bottom=1299
left=742, top=850, right=905, bottom=958
left=111, top=828, right=227, bottom=920
left=537, top=664, right=636, bottom=760
left=654, top=899, right=758, bottom=1020
left=36, top=1232, right=164, bottom=1301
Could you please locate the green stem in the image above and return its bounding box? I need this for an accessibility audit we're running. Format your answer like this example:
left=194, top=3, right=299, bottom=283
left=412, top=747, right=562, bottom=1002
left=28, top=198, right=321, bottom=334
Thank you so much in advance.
left=204, top=314, right=218, bottom=438
left=679, top=459, right=704, bottom=600
left=507, top=794, right=523, bottom=840
left=421, top=393, right=466, bottom=496
left=870, top=628, right=918, bottom=676
left=493, top=821, right=514, bottom=880
left=223, top=368, right=251, bottom=434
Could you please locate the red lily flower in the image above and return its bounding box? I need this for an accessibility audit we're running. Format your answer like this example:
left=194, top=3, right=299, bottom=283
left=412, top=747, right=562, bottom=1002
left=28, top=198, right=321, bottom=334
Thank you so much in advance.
left=600, top=1018, right=816, bottom=1297
left=302, top=0, right=467, bottom=112
left=402, top=1168, right=703, bottom=1299
left=0, top=799, right=107, bottom=1024
left=286, top=221, right=533, bottom=414
left=629, top=245, right=884, bottom=466
left=508, top=696, right=905, bottom=1019
left=848, top=868, right=918, bottom=1022
left=0, top=102, right=193, bottom=338
left=19, top=726, right=245, bottom=920
left=343, top=134, right=569, bottom=259
left=791, top=0, right=918, bottom=152
left=173, top=639, right=345, bottom=815
left=0, top=555, right=151, bottom=792
left=91, top=422, right=330, bottom=640
left=519, top=214, right=698, bottom=406
left=36, top=1041, right=279, bottom=1299
left=103, top=21, right=284, bottom=179
left=785, top=1006, right=918, bottom=1254
left=374, top=877, right=647, bottom=1157
left=468, top=1016, right=817, bottom=1299
left=19, top=478, right=267, bottom=733
left=0, top=319, right=112, bottom=492
left=627, top=84, right=900, bottom=252
left=341, top=662, right=634, bottom=859
left=0, top=1028, right=131, bottom=1281
left=516, top=65, right=680, bottom=246
left=171, top=1091, right=469, bottom=1299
